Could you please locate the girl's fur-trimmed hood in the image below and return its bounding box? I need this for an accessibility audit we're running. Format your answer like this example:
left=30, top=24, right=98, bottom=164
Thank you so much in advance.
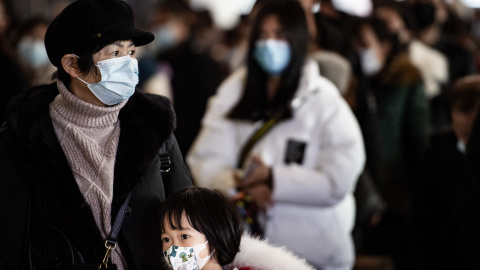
left=225, top=234, right=316, bottom=270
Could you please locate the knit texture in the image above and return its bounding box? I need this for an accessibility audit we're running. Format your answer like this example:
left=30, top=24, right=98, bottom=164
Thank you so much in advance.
left=49, top=81, right=127, bottom=269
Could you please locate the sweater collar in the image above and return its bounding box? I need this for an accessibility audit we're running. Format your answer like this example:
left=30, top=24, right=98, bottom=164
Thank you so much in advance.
left=51, top=81, right=126, bottom=127
left=6, top=83, right=175, bottom=187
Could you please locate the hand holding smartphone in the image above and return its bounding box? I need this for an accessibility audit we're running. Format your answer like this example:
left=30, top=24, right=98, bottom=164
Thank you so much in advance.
left=243, top=161, right=258, bottom=182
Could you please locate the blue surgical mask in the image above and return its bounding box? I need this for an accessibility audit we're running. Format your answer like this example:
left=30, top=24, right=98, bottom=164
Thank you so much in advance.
left=17, top=37, right=50, bottom=68
left=153, top=24, right=178, bottom=53
left=77, top=55, right=138, bottom=106
left=253, top=39, right=291, bottom=75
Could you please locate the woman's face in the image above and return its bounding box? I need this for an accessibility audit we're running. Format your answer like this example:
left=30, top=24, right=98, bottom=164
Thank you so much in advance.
left=359, top=25, right=386, bottom=65
left=257, top=14, right=286, bottom=42
left=84, top=39, right=136, bottom=84
left=356, top=24, right=388, bottom=76
left=161, top=213, right=212, bottom=261
left=253, top=14, right=293, bottom=77
left=71, top=39, right=137, bottom=107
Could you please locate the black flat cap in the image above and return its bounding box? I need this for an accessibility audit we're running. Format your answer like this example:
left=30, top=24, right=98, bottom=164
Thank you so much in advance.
left=45, top=0, right=154, bottom=67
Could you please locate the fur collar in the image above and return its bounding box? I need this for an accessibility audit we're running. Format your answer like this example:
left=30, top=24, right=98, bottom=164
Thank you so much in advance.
left=225, top=234, right=316, bottom=270
left=380, top=52, right=422, bottom=87
left=6, top=82, right=175, bottom=256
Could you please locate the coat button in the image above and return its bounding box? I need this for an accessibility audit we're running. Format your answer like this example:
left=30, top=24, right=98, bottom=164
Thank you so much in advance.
left=125, top=206, right=132, bottom=217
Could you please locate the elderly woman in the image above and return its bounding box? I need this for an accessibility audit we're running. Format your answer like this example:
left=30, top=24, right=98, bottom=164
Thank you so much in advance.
left=0, top=0, right=192, bottom=269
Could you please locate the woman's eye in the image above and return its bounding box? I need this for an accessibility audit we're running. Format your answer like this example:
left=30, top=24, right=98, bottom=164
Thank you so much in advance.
left=162, top=237, right=170, bottom=243
left=112, top=51, right=119, bottom=56
left=181, top=234, right=190, bottom=240
left=129, top=50, right=136, bottom=56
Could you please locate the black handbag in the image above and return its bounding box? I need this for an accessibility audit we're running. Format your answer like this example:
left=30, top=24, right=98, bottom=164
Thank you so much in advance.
left=27, top=191, right=132, bottom=270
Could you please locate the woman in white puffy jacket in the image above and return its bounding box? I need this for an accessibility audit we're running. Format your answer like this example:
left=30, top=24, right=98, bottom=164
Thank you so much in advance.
left=187, top=1, right=365, bottom=269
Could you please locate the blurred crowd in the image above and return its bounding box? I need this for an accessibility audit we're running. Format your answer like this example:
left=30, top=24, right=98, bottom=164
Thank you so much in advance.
left=2, top=0, right=480, bottom=269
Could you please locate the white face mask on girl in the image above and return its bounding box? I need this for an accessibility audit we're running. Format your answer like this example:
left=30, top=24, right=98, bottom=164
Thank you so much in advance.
left=76, top=55, right=139, bottom=106
left=163, top=241, right=214, bottom=270
left=358, top=48, right=382, bottom=77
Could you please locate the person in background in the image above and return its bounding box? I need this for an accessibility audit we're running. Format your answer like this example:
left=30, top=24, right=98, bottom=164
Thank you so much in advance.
left=14, top=15, right=56, bottom=86
left=351, top=15, right=429, bottom=269
left=139, top=0, right=226, bottom=157
left=413, top=75, right=480, bottom=269
left=297, top=0, right=352, bottom=96
left=160, top=186, right=316, bottom=270
left=211, top=14, right=250, bottom=75
left=0, top=0, right=192, bottom=268
left=311, top=0, right=386, bottom=205
left=187, top=1, right=365, bottom=269
left=374, top=1, right=448, bottom=130
left=298, top=0, right=388, bottom=258
left=191, top=10, right=223, bottom=57
left=409, top=0, right=476, bottom=130
left=464, top=75, right=480, bottom=269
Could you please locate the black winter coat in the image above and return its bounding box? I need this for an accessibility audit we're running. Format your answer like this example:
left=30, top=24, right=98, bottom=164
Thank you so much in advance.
left=0, top=83, right=192, bottom=270
left=413, top=129, right=480, bottom=269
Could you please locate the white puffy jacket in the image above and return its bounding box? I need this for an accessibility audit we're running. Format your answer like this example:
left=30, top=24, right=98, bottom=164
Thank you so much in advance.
left=187, top=60, right=365, bottom=270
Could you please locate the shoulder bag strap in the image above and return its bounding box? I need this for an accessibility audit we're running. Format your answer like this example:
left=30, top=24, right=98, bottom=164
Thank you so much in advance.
left=237, top=116, right=279, bottom=169
left=158, top=137, right=172, bottom=173
left=101, top=190, right=133, bottom=268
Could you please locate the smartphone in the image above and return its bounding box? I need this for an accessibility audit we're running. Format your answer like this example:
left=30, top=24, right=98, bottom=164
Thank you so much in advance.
left=243, top=161, right=258, bottom=182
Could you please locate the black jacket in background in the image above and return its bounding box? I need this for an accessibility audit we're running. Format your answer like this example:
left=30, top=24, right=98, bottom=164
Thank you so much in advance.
left=413, top=129, right=480, bottom=269
left=157, top=41, right=226, bottom=157
left=0, top=83, right=192, bottom=270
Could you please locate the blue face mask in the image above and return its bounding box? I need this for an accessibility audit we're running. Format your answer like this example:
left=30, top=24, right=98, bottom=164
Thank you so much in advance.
left=153, top=24, right=178, bottom=53
left=77, top=55, right=138, bottom=106
left=253, top=39, right=291, bottom=75
left=17, top=37, right=50, bottom=68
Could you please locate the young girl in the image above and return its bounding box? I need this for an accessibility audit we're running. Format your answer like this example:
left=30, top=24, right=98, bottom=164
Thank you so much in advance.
left=160, top=186, right=315, bottom=270
left=187, top=0, right=364, bottom=269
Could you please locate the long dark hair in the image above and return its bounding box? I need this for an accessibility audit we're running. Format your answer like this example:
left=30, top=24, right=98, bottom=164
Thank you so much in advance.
left=227, top=0, right=309, bottom=121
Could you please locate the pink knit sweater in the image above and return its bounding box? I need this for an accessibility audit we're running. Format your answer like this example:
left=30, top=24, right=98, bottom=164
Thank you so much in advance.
left=49, top=81, right=127, bottom=269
